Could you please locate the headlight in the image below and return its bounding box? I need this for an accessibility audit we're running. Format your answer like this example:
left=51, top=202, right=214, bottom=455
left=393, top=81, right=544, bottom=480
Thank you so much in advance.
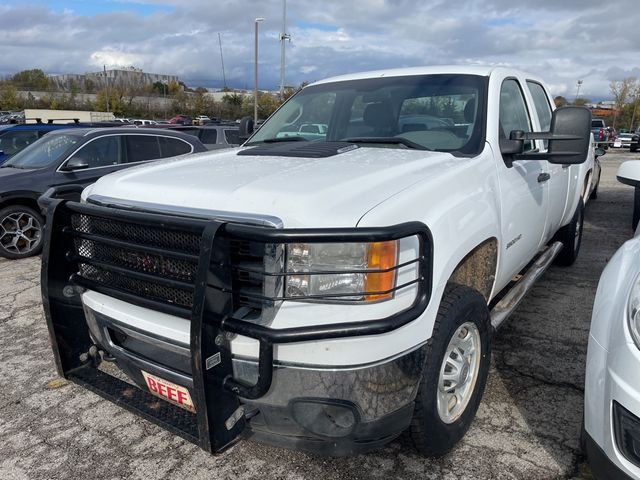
left=285, top=240, right=398, bottom=302
left=628, top=273, right=640, bottom=348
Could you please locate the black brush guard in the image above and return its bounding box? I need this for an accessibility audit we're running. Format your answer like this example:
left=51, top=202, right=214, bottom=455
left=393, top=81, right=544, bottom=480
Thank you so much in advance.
left=40, top=185, right=432, bottom=453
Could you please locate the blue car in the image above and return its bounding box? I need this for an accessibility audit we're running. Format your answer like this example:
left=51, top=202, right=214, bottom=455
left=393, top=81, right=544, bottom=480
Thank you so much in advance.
left=0, top=123, right=90, bottom=165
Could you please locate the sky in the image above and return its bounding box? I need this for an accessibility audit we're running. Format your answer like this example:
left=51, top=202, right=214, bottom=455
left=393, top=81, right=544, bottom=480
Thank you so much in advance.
left=0, top=0, right=638, bottom=100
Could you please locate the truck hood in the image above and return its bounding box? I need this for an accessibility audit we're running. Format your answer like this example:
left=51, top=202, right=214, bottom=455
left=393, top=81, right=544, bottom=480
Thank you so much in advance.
left=86, top=147, right=460, bottom=227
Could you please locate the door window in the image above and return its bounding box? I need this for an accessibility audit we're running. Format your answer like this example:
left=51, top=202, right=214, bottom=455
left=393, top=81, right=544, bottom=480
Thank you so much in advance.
left=69, top=136, right=122, bottom=168
left=159, top=137, right=192, bottom=157
left=199, top=129, right=218, bottom=144
left=224, top=129, right=239, bottom=145
left=125, top=135, right=161, bottom=162
left=499, top=79, right=533, bottom=152
left=527, top=81, right=553, bottom=149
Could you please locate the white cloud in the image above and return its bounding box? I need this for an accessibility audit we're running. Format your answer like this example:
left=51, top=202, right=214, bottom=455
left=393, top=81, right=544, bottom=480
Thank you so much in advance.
left=0, top=0, right=638, bottom=100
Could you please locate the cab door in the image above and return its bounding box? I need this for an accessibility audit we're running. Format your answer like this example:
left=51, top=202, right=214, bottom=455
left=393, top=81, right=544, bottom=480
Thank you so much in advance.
left=526, top=80, right=569, bottom=238
left=495, top=78, right=549, bottom=280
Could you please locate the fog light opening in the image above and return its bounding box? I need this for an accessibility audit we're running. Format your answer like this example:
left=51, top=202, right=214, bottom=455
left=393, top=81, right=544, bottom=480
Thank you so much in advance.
left=291, top=400, right=359, bottom=438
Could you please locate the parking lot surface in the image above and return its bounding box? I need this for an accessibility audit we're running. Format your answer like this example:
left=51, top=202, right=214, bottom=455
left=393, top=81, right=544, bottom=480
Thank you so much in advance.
left=0, top=152, right=636, bottom=480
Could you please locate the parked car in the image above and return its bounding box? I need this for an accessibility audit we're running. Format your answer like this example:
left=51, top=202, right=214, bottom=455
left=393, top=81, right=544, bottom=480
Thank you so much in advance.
left=194, top=115, right=212, bottom=125
left=40, top=66, right=594, bottom=458
left=131, top=119, right=158, bottom=126
left=592, top=118, right=613, bottom=148
left=169, top=114, right=193, bottom=126
left=618, top=161, right=640, bottom=229
left=584, top=162, right=640, bottom=479
left=613, top=132, right=638, bottom=150
left=0, top=127, right=206, bottom=259
left=148, top=124, right=241, bottom=150
left=194, top=124, right=240, bottom=149
left=0, top=123, right=93, bottom=165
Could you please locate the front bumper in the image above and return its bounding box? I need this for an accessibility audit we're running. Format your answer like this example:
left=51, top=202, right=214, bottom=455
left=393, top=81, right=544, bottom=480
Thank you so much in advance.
left=40, top=187, right=432, bottom=454
left=585, top=334, right=640, bottom=479
left=85, top=303, right=423, bottom=455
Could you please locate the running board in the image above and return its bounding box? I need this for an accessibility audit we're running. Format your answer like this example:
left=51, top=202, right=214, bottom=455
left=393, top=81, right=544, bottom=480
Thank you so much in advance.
left=490, top=241, right=563, bottom=330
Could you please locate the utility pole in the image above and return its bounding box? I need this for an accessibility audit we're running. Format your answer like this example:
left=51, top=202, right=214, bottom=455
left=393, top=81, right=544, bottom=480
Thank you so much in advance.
left=279, top=0, right=291, bottom=100
left=218, top=33, right=227, bottom=90
left=254, top=17, right=265, bottom=125
left=104, top=65, right=109, bottom=113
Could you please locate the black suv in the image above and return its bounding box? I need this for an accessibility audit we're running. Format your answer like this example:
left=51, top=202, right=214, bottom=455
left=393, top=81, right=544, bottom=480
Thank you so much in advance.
left=0, top=127, right=207, bottom=259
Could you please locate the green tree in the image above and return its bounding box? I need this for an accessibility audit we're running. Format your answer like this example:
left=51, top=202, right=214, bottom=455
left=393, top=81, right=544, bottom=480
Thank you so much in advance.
left=0, top=83, right=19, bottom=109
left=554, top=96, right=567, bottom=107
left=610, top=77, right=637, bottom=129
left=12, top=69, right=49, bottom=90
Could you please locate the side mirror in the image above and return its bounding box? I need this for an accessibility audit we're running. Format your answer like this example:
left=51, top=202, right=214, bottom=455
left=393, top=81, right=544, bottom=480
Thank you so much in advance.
left=595, top=147, right=606, bottom=158
left=61, top=157, right=90, bottom=171
left=238, top=116, right=255, bottom=143
left=546, top=107, right=591, bottom=164
left=617, top=161, right=640, bottom=187
left=505, top=107, right=592, bottom=165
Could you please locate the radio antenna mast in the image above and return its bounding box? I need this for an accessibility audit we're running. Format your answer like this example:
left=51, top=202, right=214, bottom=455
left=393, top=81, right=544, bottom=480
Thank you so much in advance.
left=218, top=33, right=227, bottom=89
left=279, top=0, right=291, bottom=100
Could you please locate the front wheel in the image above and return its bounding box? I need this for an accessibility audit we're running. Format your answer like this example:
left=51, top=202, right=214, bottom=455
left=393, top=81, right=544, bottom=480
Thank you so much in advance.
left=0, top=205, right=45, bottom=259
left=554, top=199, right=584, bottom=266
left=404, top=284, right=491, bottom=457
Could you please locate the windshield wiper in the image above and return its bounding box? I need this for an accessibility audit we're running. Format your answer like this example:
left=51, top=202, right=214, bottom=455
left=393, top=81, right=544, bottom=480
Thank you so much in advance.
left=340, top=137, right=430, bottom=150
left=261, top=136, right=309, bottom=143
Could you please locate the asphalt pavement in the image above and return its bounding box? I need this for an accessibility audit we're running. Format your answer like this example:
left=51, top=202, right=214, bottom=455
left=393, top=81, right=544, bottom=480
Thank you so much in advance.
left=0, top=151, right=636, bottom=479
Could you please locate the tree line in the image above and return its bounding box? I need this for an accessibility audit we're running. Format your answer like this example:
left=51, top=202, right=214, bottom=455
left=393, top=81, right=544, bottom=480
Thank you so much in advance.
left=0, top=68, right=298, bottom=121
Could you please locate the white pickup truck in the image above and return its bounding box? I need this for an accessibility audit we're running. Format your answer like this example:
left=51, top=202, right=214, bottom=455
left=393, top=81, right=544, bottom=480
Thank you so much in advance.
left=41, top=66, right=593, bottom=457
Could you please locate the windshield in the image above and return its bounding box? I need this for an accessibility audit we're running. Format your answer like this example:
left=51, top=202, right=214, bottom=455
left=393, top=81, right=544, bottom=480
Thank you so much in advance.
left=248, top=74, right=487, bottom=154
left=3, top=133, right=80, bottom=169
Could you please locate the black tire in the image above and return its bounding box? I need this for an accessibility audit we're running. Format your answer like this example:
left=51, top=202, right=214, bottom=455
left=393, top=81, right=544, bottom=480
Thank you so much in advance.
left=589, top=173, right=599, bottom=200
left=404, top=284, right=491, bottom=457
left=0, top=205, right=45, bottom=259
left=554, top=199, right=584, bottom=266
left=631, top=145, right=638, bottom=152
left=633, top=187, right=640, bottom=231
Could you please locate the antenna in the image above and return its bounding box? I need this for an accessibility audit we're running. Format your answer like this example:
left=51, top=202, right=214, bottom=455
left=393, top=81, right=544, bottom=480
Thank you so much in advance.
left=218, top=33, right=227, bottom=89
left=279, top=0, right=291, bottom=100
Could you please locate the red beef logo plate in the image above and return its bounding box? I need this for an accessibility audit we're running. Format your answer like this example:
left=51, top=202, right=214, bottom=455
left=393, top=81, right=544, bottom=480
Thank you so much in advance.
left=141, top=371, right=195, bottom=412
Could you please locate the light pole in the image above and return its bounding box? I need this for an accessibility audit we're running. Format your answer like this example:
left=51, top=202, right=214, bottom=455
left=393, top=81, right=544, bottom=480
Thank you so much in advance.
left=574, top=80, right=583, bottom=104
left=254, top=17, right=265, bottom=125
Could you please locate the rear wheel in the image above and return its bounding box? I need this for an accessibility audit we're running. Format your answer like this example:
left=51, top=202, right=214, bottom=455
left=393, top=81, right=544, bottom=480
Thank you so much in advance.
left=404, top=284, right=491, bottom=457
left=0, top=205, right=45, bottom=259
left=554, top=199, right=584, bottom=266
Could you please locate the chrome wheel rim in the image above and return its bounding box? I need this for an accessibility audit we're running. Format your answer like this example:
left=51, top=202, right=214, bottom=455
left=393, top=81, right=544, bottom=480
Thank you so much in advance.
left=437, top=322, right=481, bottom=424
left=0, top=211, right=42, bottom=255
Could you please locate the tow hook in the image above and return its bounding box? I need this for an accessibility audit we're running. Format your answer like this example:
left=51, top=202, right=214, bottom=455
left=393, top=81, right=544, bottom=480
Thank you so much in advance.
left=79, top=345, right=102, bottom=367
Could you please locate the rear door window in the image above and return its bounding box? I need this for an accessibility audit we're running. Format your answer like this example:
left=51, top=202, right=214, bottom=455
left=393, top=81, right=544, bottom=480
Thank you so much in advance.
left=125, top=135, right=161, bottom=162
left=526, top=81, right=553, bottom=148
left=224, top=129, right=239, bottom=145
left=159, top=137, right=192, bottom=157
left=199, top=129, right=218, bottom=144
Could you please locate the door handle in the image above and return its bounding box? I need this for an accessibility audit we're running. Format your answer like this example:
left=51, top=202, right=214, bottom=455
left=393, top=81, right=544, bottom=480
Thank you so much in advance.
left=537, top=172, right=551, bottom=183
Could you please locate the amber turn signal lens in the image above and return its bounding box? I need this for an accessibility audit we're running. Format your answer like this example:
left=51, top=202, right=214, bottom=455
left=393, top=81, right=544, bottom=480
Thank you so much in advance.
left=365, top=240, right=398, bottom=301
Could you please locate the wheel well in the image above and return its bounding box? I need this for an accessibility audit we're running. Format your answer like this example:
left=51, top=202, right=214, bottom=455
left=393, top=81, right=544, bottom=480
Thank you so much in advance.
left=583, top=169, right=592, bottom=200
left=0, top=197, right=41, bottom=214
left=448, top=238, right=498, bottom=302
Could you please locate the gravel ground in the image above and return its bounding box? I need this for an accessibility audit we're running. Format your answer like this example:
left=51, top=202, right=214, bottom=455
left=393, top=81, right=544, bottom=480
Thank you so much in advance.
left=0, top=151, right=636, bottom=479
